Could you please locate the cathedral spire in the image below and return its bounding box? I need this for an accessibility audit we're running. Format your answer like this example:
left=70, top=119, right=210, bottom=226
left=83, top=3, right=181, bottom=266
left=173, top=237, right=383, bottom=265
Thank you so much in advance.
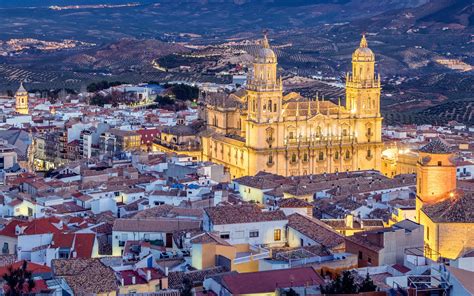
left=360, top=34, right=368, bottom=48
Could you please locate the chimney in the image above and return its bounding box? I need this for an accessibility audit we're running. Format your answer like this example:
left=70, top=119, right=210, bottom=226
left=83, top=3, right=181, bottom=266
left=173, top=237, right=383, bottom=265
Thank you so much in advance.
left=147, top=270, right=151, bottom=281
left=132, top=276, right=136, bottom=285
left=121, top=278, right=125, bottom=286
left=165, top=267, right=169, bottom=276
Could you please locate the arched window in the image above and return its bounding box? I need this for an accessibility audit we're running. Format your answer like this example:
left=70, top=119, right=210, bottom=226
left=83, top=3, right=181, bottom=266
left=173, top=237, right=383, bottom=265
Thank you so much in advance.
left=345, top=150, right=350, bottom=159
left=367, top=149, right=372, bottom=158
left=268, top=154, right=273, bottom=164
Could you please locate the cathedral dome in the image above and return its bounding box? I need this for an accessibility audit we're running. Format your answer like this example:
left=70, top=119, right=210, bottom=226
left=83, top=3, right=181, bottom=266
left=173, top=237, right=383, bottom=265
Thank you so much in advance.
left=255, top=34, right=277, bottom=64
left=353, top=35, right=374, bottom=62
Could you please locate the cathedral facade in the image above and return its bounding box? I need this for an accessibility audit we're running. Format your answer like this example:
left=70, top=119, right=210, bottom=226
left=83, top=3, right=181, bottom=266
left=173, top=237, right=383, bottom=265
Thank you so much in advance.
left=201, top=34, right=383, bottom=178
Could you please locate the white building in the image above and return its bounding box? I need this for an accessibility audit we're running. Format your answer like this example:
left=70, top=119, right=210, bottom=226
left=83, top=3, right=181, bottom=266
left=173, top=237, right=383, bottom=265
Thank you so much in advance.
left=203, top=204, right=288, bottom=247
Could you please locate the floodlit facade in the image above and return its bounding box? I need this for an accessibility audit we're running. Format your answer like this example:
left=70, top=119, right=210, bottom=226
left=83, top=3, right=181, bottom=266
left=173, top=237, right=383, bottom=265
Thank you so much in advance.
left=15, top=82, right=29, bottom=115
left=201, top=34, right=383, bottom=178
left=415, top=139, right=474, bottom=260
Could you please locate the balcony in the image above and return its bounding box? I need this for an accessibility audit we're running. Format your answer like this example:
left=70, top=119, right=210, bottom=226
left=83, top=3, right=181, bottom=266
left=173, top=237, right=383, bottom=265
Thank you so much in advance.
left=285, top=135, right=355, bottom=147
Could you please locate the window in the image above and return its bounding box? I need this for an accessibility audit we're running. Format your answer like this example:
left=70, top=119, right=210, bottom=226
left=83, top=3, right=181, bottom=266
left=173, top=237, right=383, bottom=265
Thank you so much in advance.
left=318, top=152, right=324, bottom=161
left=303, top=153, right=308, bottom=162
left=335, top=151, right=339, bottom=160
left=274, top=229, right=281, bottom=241
left=426, top=226, right=430, bottom=240
left=291, top=153, right=297, bottom=163
left=438, top=161, right=442, bottom=166
left=368, top=257, right=372, bottom=264
left=2, top=243, right=8, bottom=254
left=249, top=231, right=259, bottom=238
left=342, top=129, right=348, bottom=137
left=220, top=233, right=230, bottom=239
left=345, top=150, right=350, bottom=160
left=289, top=131, right=294, bottom=139
left=268, top=154, right=273, bottom=164
left=367, top=149, right=372, bottom=158
left=358, top=251, right=363, bottom=259
left=268, top=100, right=273, bottom=112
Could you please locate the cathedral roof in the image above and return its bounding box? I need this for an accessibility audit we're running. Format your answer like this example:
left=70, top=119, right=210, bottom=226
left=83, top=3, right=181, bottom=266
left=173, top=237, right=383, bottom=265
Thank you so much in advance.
left=255, top=33, right=277, bottom=64
left=283, top=99, right=344, bottom=117
left=353, top=35, right=374, bottom=61
left=205, top=92, right=242, bottom=109
left=418, top=138, right=453, bottom=154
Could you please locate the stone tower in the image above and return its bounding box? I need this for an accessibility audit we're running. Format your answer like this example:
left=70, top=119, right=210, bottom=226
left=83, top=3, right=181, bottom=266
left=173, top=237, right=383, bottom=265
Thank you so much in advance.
left=15, top=82, right=29, bottom=115
left=416, top=138, right=457, bottom=222
left=246, top=33, right=283, bottom=124
left=345, top=35, right=381, bottom=117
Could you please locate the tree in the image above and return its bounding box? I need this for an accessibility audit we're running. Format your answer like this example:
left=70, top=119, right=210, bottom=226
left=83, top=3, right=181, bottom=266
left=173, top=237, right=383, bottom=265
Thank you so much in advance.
left=180, top=276, right=193, bottom=296
left=320, top=271, right=358, bottom=294
left=321, top=271, right=378, bottom=294
left=358, top=273, right=377, bottom=292
left=155, top=95, right=175, bottom=106
left=3, top=261, right=35, bottom=296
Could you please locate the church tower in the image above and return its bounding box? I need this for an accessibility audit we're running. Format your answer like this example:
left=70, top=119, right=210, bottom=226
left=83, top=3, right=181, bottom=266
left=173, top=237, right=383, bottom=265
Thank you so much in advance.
left=346, top=35, right=381, bottom=117
left=15, top=82, right=29, bottom=115
left=246, top=33, right=283, bottom=124
left=415, top=138, right=457, bottom=222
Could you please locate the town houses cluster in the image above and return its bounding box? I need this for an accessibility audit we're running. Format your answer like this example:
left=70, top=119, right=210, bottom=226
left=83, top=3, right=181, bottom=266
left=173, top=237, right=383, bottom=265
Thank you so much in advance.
left=0, top=35, right=472, bottom=295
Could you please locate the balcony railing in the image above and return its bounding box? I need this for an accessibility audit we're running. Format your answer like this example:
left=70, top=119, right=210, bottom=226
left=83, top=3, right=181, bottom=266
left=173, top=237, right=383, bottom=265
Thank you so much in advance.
left=285, top=135, right=355, bottom=147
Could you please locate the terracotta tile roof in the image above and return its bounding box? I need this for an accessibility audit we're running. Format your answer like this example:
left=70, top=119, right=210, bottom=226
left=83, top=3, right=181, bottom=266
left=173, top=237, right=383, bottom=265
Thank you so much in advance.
left=0, top=220, right=27, bottom=238
left=190, top=232, right=231, bottom=246
left=287, top=213, right=345, bottom=249
left=131, top=205, right=203, bottom=219
left=0, top=261, right=51, bottom=277
left=52, top=258, right=118, bottom=295
left=422, top=191, right=474, bottom=223
left=278, top=198, right=312, bottom=208
left=168, top=266, right=227, bottom=290
left=50, top=202, right=86, bottom=214
left=23, top=217, right=65, bottom=235
left=345, top=232, right=384, bottom=252
left=204, top=204, right=287, bottom=225
left=113, top=218, right=201, bottom=233
left=220, top=267, right=324, bottom=294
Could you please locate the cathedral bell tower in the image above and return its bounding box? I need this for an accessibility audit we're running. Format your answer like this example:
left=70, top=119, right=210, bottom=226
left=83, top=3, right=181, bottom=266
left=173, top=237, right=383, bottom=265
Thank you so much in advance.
left=246, top=33, right=283, bottom=124
left=346, top=35, right=381, bottom=117
left=15, top=82, right=29, bottom=115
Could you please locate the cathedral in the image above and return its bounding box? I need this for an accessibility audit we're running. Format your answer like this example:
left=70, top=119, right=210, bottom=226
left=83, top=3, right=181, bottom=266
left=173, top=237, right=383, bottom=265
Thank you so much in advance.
left=200, top=34, right=383, bottom=178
